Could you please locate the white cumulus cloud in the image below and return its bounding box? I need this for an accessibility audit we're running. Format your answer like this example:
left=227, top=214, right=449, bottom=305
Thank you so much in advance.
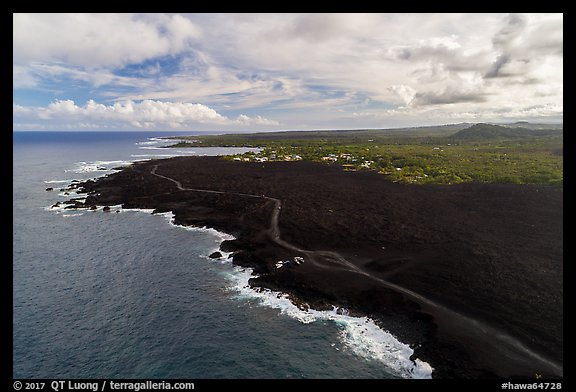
left=13, top=13, right=201, bottom=68
left=13, top=99, right=280, bottom=130
left=13, top=13, right=562, bottom=129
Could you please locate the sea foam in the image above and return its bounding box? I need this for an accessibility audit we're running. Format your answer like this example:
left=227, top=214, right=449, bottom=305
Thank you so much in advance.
left=137, top=146, right=169, bottom=150
left=135, top=137, right=169, bottom=145
left=64, top=160, right=133, bottom=174
left=117, top=206, right=433, bottom=378
left=44, top=179, right=81, bottom=184
left=130, top=154, right=179, bottom=158
left=225, top=266, right=433, bottom=379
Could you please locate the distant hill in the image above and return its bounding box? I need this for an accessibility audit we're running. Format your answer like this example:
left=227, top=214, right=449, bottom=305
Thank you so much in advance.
left=168, top=123, right=474, bottom=143
left=498, top=121, right=564, bottom=131
left=450, top=123, right=563, bottom=140
left=167, top=121, right=562, bottom=144
left=212, top=123, right=472, bottom=140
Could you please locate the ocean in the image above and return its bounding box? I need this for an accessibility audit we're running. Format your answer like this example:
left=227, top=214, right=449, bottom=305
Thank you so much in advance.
left=13, top=131, right=432, bottom=379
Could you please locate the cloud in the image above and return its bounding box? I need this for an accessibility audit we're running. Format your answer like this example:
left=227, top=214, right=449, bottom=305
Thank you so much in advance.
left=485, top=14, right=527, bottom=78
left=412, top=88, right=487, bottom=106
left=13, top=13, right=563, bottom=130
left=13, top=99, right=280, bottom=130
left=280, top=13, right=380, bottom=42
left=352, top=102, right=562, bottom=126
left=12, top=13, right=202, bottom=94
left=387, top=35, right=490, bottom=74
left=13, top=65, right=39, bottom=88
left=235, top=114, right=280, bottom=126
left=492, top=14, right=527, bottom=51
left=485, top=13, right=562, bottom=79
left=29, top=63, right=152, bottom=89
left=13, top=13, right=200, bottom=68
left=388, top=85, right=416, bottom=106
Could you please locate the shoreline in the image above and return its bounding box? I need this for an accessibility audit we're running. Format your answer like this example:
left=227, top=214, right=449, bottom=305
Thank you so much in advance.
left=59, top=156, right=563, bottom=379
left=49, top=200, right=434, bottom=379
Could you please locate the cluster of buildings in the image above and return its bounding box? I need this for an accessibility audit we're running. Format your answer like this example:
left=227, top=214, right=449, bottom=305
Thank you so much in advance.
left=233, top=151, right=303, bottom=163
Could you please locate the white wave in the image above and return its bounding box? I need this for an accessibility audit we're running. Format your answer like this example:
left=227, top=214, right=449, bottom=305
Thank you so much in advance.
left=62, top=213, right=83, bottom=217
left=94, top=160, right=133, bottom=166
left=225, top=267, right=433, bottom=379
left=44, top=179, right=80, bottom=184
left=340, top=316, right=433, bottom=379
left=153, top=211, right=175, bottom=223
left=64, top=160, right=133, bottom=174
left=121, top=207, right=156, bottom=214
left=113, top=204, right=432, bottom=378
left=44, top=200, right=87, bottom=212
left=118, top=208, right=236, bottom=260
left=152, top=211, right=235, bottom=257
left=130, top=154, right=185, bottom=158
left=183, top=225, right=235, bottom=242
left=138, top=146, right=167, bottom=150
left=135, top=138, right=167, bottom=146
left=56, top=195, right=432, bottom=378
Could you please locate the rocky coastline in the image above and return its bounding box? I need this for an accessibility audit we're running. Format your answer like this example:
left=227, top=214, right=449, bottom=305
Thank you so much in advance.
left=58, top=156, right=563, bottom=379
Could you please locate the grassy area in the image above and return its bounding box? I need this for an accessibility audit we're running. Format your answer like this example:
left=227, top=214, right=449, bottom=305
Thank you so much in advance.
left=166, top=124, right=563, bottom=186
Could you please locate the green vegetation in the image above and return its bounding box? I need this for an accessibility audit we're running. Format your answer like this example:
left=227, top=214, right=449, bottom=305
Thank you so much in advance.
left=166, top=123, right=563, bottom=186
left=451, top=123, right=562, bottom=141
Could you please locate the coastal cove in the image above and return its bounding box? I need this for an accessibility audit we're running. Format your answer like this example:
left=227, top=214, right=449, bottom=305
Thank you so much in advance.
left=14, top=132, right=433, bottom=379
left=56, top=151, right=562, bottom=379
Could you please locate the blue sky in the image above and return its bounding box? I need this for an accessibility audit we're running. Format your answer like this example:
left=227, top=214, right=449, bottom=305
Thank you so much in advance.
left=13, top=13, right=563, bottom=132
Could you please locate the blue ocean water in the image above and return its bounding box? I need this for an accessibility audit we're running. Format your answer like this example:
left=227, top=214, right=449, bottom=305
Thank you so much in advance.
left=13, top=131, right=432, bottom=379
